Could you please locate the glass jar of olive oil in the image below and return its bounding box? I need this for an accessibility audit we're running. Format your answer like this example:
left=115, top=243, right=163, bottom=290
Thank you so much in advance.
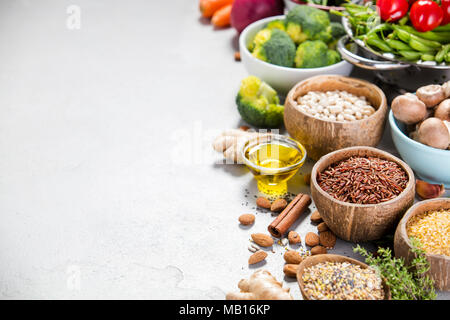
left=242, top=135, right=306, bottom=196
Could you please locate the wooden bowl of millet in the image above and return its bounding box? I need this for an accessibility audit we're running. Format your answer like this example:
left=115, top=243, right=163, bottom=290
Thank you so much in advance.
left=296, top=254, right=391, bottom=300
left=310, top=146, right=415, bottom=242
left=284, top=75, right=388, bottom=161
left=394, top=198, right=450, bottom=291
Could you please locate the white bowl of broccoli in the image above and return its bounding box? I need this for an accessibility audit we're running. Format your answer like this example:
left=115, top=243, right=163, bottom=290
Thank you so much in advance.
left=239, top=10, right=353, bottom=94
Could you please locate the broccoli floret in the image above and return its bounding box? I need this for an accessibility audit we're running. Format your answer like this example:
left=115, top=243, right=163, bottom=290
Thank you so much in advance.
left=326, top=49, right=341, bottom=65
left=330, top=22, right=345, bottom=39
left=327, top=22, right=346, bottom=49
left=265, top=19, right=286, bottom=32
left=251, top=29, right=296, bottom=67
left=295, top=40, right=329, bottom=68
left=249, top=28, right=271, bottom=51
left=315, top=30, right=333, bottom=44
left=236, top=76, right=284, bottom=128
left=285, top=5, right=331, bottom=44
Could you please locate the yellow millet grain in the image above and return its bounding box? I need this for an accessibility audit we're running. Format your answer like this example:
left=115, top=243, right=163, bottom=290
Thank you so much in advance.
left=407, top=209, right=450, bottom=256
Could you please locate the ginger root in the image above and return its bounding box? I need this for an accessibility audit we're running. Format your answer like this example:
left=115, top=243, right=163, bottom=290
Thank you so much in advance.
left=212, top=128, right=271, bottom=163
left=226, top=270, right=293, bottom=300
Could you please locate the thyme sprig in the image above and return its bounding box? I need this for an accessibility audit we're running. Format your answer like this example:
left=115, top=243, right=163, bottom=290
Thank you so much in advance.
left=354, top=239, right=436, bottom=300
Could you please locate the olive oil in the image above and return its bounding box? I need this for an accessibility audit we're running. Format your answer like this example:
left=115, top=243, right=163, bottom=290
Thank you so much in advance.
left=244, top=138, right=305, bottom=196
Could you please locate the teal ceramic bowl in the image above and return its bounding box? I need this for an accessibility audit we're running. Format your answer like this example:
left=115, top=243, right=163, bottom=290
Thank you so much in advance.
left=389, top=110, right=450, bottom=188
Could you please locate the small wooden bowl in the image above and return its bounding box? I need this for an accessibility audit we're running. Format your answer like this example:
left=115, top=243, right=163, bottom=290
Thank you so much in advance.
left=297, top=254, right=391, bottom=300
left=311, top=146, right=415, bottom=242
left=394, top=198, right=450, bottom=291
left=284, top=75, right=388, bottom=161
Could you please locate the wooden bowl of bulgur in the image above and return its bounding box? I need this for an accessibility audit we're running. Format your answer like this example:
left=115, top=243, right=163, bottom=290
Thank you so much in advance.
left=296, top=254, right=391, bottom=300
left=394, top=198, right=450, bottom=291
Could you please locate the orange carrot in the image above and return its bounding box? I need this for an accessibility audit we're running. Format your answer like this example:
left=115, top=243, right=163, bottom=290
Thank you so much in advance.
left=211, top=4, right=232, bottom=27
left=199, top=0, right=234, bottom=18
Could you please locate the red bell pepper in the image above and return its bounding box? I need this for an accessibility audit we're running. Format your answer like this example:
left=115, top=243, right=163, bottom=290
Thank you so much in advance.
left=441, top=0, right=450, bottom=25
left=410, top=0, right=444, bottom=32
left=376, top=0, right=409, bottom=22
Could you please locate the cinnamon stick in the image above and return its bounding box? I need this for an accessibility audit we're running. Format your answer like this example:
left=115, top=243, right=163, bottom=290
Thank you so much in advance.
left=268, top=193, right=312, bottom=238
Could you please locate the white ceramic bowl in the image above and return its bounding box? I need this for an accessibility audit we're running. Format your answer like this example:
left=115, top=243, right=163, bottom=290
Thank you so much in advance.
left=239, top=15, right=353, bottom=93
left=389, top=110, right=450, bottom=188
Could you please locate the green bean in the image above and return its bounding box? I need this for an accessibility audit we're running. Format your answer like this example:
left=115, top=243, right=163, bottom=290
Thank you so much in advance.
left=365, top=34, right=391, bottom=52
left=366, top=23, right=392, bottom=37
left=446, top=53, right=450, bottom=63
left=394, top=25, right=450, bottom=43
left=421, top=53, right=435, bottom=61
left=409, top=38, right=439, bottom=52
left=395, top=28, right=411, bottom=42
left=408, top=34, right=442, bottom=48
left=329, top=9, right=345, bottom=17
left=436, top=44, right=450, bottom=63
left=393, top=26, right=442, bottom=48
left=434, top=25, right=450, bottom=32
left=386, top=39, right=412, bottom=51
left=398, top=51, right=422, bottom=60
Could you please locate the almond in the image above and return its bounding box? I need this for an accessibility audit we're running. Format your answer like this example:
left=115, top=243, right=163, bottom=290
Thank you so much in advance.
left=287, top=231, right=301, bottom=245
left=248, top=250, right=267, bottom=264
left=317, top=222, right=328, bottom=232
left=270, top=198, right=287, bottom=212
left=238, top=214, right=255, bottom=225
left=283, top=250, right=303, bottom=264
left=319, top=231, right=336, bottom=248
left=305, top=232, right=319, bottom=247
left=256, top=197, right=271, bottom=209
left=251, top=233, right=274, bottom=247
left=311, top=245, right=327, bottom=255
left=310, top=210, right=322, bottom=223
left=283, top=264, right=298, bottom=277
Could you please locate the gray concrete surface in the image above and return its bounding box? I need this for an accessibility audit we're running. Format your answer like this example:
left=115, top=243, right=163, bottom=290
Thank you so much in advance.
left=0, top=0, right=448, bottom=299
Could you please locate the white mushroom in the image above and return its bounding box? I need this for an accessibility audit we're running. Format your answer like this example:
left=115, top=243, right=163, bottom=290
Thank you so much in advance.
left=416, top=84, right=446, bottom=108
left=434, top=99, right=450, bottom=122
left=442, top=81, right=450, bottom=98
left=391, top=93, right=427, bottom=124
left=418, top=117, right=450, bottom=150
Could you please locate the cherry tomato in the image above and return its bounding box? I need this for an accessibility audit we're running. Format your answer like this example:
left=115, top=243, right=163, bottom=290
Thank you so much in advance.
left=410, top=0, right=444, bottom=32
left=376, top=0, right=409, bottom=22
left=441, top=0, right=450, bottom=25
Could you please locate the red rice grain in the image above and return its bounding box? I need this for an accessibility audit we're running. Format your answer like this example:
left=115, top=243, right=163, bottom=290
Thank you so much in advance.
left=317, top=156, right=408, bottom=204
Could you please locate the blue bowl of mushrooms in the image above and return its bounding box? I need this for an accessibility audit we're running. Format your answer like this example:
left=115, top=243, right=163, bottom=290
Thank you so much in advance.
left=389, top=82, right=450, bottom=188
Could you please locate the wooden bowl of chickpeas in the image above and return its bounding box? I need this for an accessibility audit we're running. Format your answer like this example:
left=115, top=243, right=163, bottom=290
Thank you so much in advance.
left=284, top=75, right=388, bottom=161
